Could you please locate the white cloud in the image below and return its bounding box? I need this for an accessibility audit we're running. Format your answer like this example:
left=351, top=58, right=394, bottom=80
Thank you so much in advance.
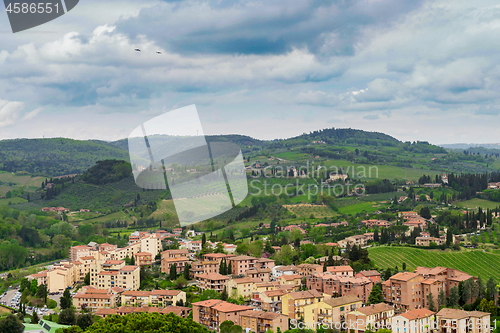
left=0, top=100, right=24, bottom=127
left=22, top=107, right=44, bottom=121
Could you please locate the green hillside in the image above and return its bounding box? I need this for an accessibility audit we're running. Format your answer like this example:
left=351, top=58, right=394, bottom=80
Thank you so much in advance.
left=0, top=138, right=129, bottom=176
left=368, top=246, right=500, bottom=282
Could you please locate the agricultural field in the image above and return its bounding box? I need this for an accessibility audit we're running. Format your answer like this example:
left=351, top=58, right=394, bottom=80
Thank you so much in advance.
left=368, top=246, right=500, bottom=281
left=0, top=197, right=27, bottom=206
left=83, top=211, right=135, bottom=224
left=150, top=199, right=180, bottom=228
left=338, top=201, right=384, bottom=215
left=456, top=198, right=500, bottom=210
left=283, top=204, right=337, bottom=218
left=0, top=171, right=45, bottom=187
left=320, top=160, right=441, bottom=181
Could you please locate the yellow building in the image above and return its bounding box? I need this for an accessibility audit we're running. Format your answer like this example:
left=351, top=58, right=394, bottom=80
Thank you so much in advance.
left=303, top=295, right=362, bottom=326
left=121, top=289, right=186, bottom=307
left=227, top=277, right=261, bottom=298
left=279, top=274, right=302, bottom=290
left=282, top=290, right=327, bottom=320
left=347, top=303, right=395, bottom=333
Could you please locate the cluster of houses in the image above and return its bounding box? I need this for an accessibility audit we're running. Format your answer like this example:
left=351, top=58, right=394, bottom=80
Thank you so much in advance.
left=187, top=257, right=488, bottom=333
left=25, top=222, right=492, bottom=333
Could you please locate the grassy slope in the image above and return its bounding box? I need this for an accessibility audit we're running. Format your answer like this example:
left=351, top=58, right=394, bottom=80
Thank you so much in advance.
left=456, top=198, right=500, bottom=210
left=368, top=246, right=500, bottom=281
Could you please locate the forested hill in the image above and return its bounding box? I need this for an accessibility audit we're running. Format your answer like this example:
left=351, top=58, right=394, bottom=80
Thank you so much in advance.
left=0, top=138, right=129, bottom=176
left=0, top=128, right=448, bottom=176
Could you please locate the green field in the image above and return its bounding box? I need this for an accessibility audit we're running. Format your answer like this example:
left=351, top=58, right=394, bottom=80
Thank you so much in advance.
left=83, top=210, right=134, bottom=224
left=0, top=171, right=46, bottom=187
left=456, top=198, right=500, bottom=210
left=339, top=201, right=385, bottom=215
left=368, top=246, right=500, bottom=281
left=284, top=204, right=338, bottom=218
left=320, top=160, right=441, bottom=181
left=0, top=197, right=27, bottom=206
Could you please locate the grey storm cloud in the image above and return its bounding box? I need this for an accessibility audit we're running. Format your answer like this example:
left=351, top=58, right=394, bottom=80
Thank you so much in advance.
left=115, top=0, right=424, bottom=57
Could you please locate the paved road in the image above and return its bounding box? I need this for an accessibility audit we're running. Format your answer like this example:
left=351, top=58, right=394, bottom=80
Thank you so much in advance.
left=0, top=289, right=19, bottom=307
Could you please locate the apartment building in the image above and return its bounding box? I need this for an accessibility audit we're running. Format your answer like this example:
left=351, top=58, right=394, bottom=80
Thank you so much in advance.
left=245, top=267, right=272, bottom=282
left=239, top=310, right=289, bottom=333
left=252, top=289, right=287, bottom=312
left=355, top=270, right=381, bottom=283
left=346, top=303, right=395, bottom=333
left=382, top=272, right=424, bottom=310
left=192, top=300, right=253, bottom=331
left=121, top=289, right=186, bottom=307
left=163, top=249, right=190, bottom=259
left=73, top=289, right=117, bottom=312
left=98, top=243, right=118, bottom=252
left=338, top=235, right=368, bottom=248
left=196, top=273, right=230, bottom=292
left=327, top=265, right=354, bottom=276
left=272, top=265, right=298, bottom=277
left=228, top=255, right=258, bottom=276
left=90, top=261, right=140, bottom=291
left=70, top=245, right=93, bottom=261
left=255, top=258, right=275, bottom=270
left=46, top=263, right=76, bottom=293
left=297, top=263, right=323, bottom=277
left=435, top=308, right=490, bottom=333
left=161, top=257, right=190, bottom=274
left=279, top=274, right=302, bottom=291
left=134, top=252, right=153, bottom=266
left=282, top=289, right=326, bottom=320
left=203, top=253, right=231, bottom=264
left=307, top=272, right=373, bottom=303
left=414, top=267, right=473, bottom=296
left=303, top=295, right=362, bottom=325
left=227, top=277, right=261, bottom=298
left=392, top=308, right=435, bottom=333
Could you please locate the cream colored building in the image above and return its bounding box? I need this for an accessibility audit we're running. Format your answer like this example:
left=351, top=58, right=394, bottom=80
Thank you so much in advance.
left=227, top=277, right=261, bottom=298
left=303, top=295, right=362, bottom=326
left=392, top=308, right=435, bottom=333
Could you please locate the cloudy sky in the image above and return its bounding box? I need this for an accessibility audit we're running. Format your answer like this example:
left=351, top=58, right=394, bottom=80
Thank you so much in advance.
left=0, top=0, right=499, bottom=144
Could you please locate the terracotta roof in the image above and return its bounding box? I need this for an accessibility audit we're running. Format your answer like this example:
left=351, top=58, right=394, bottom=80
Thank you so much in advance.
left=287, top=290, right=323, bottom=300
left=400, top=308, right=435, bottom=320
left=232, top=277, right=261, bottom=284
left=192, top=299, right=223, bottom=307
left=135, top=252, right=152, bottom=256
left=324, top=295, right=362, bottom=307
left=95, top=308, right=117, bottom=315
left=228, top=255, right=257, bottom=261
left=356, top=303, right=393, bottom=316
left=358, top=270, right=380, bottom=277
left=211, top=301, right=253, bottom=313
left=195, top=273, right=229, bottom=280
left=390, top=272, right=419, bottom=281
left=264, top=290, right=287, bottom=297
left=327, top=265, right=354, bottom=273
left=281, top=274, right=302, bottom=281
left=80, top=256, right=95, bottom=260
left=161, top=306, right=191, bottom=316
left=120, top=265, right=139, bottom=271
left=103, top=260, right=124, bottom=265
left=150, top=290, right=181, bottom=296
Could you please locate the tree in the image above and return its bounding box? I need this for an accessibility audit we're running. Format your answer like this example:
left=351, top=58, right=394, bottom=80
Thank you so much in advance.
left=448, top=286, right=459, bottom=308
left=0, top=314, right=24, bottom=333
left=36, top=284, right=48, bottom=303
left=169, top=263, right=177, bottom=280
left=368, top=284, right=383, bottom=304
left=59, top=308, right=76, bottom=325
left=383, top=268, right=392, bottom=281
left=76, top=313, right=93, bottom=330
left=183, top=263, right=191, bottom=280
left=221, top=286, right=228, bottom=301
left=31, top=310, right=39, bottom=324
left=323, top=260, right=327, bottom=272
left=402, top=262, right=407, bottom=271
left=438, top=289, right=446, bottom=309
left=420, top=207, right=431, bottom=219
left=30, top=279, right=38, bottom=296
left=202, top=233, right=206, bottom=248
left=427, top=293, right=435, bottom=312
left=60, top=289, right=72, bottom=310
left=84, top=272, right=90, bottom=285
left=130, top=255, right=135, bottom=266
left=446, top=229, right=453, bottom=247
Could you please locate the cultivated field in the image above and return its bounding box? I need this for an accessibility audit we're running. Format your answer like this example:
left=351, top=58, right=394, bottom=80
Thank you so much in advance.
left=456, top=198, right=500, bottom=210
left=368, top=246, right=500, bottom=281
